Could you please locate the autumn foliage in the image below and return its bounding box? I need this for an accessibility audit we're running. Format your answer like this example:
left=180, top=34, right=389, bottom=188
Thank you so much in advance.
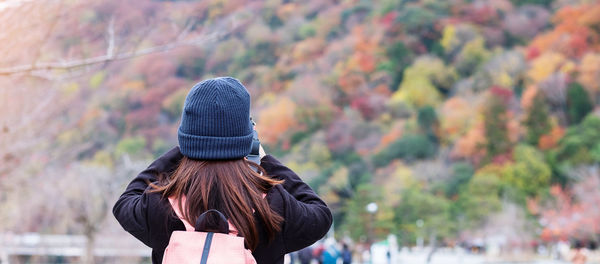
left=3, top=0, right=600, bottom=252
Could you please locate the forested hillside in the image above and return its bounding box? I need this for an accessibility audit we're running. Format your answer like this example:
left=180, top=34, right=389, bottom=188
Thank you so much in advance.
left=1, top=0, right=600, bottom=251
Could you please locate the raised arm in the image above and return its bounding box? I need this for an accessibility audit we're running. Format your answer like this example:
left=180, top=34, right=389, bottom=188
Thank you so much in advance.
left=112, top=146, right=183, bottom=246
left=260, top=155, right=333, bottom=253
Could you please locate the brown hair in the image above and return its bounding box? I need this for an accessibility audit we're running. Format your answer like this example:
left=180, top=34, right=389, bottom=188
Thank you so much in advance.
left=150, top=157, right=284, bottom=250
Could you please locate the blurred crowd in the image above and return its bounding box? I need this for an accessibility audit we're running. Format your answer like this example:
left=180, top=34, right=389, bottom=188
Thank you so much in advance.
left=283, top=237, right=600, bottom=264
left=288, top=238, right=354, bottom=264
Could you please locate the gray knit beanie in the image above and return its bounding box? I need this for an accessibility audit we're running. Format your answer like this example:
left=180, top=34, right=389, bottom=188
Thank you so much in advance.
left=178, top=77, right=253, bottom=160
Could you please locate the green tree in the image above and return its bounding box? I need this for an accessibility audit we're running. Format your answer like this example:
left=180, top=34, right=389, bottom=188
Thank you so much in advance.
left=455, top=37, right=491, bottom=77
left=555, top=132, right=591, bottom=167
left=579, top=114, right=600, bottom=144
left=115, top=136, right=147, bottom=158
left=456, top=172, right=503, bottom=227
left=567, top=82, right=593, bottom=125
left=340, top=184, right=395, bottom=241
left=443, top=162, right=475, bottom=198
left=510, top=0, right=554, bottom=7
left=383, top=41, right=413, bottom=92
left=390, top=56, right=457, bottom=108
left=372, top=134, right=437, bottom=167
left=484, top=88, right=512, bottom=160
left=394, top=187, right=452, bottom=246
left=591, top=143, right=600, bottom=163
left=396, top=6, right=436, bottom=34
left=555, top=114, right=600, bottom=166
left=524, top=93, right=551, bottom=145
left=297, top=23, right=316, bottom=40
left=503, top=145, right=552, bottom=198
left=417, top=106, right=438, bottom=133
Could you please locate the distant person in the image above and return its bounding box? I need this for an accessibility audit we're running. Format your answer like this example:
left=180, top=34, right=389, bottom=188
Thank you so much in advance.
left=298, top=247, right=314, bottom=264
left=313, top=243, right=325, bottom=264
left=361, top=249, right=371, bottom=264
left=321, top=238, right=339, bottom=264
left=589, top=241, right=597, bottom=250
left=571, top=240, right=587, bottom=264
left=113, top=77, right=333, bottom=263
left=341, top=243, right=352, bottom=264
left=289, top=251, right=297, bottom=264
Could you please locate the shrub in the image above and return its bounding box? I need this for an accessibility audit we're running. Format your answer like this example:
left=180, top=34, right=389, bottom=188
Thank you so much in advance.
left=373, top=134, right=436, bottom=167
left=566, top=82, right=593, bottom=125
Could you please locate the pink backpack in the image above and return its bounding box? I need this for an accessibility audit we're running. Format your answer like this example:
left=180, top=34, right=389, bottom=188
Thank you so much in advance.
left=162, top=197, right=257, bottom=264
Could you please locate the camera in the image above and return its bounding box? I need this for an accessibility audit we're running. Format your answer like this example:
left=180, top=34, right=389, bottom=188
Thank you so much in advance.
left=246, top=117, right=261, bottom=165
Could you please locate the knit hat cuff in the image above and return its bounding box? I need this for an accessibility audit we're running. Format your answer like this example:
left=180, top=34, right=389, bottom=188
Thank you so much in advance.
left=178, top=128, right=253, bottom=160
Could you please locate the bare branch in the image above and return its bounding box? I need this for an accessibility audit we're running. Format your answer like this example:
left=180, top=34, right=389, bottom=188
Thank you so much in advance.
left=29, top=67, right=89, bottom=81
left=106, top=15, right=115, bottom=59
left=0, top=15, right=251, bottom=77
left=0, top=32, right=221, bottom=75
left=176, top=18, right=196, bottom=42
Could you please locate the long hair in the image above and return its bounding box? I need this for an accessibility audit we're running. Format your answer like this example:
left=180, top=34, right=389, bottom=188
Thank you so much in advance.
left=150, top=157, right=284, bottom=250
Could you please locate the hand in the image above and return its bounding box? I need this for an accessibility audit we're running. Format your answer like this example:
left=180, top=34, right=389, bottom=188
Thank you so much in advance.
left=253, top=120, right=266, bottom=159
left=259, top=144, right=266, bottom=159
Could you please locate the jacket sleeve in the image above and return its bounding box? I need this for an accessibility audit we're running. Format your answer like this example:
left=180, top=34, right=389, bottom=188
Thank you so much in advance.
left=112, top=146, right=183, bottom=247
left=260, top=155, right=333, bottom=253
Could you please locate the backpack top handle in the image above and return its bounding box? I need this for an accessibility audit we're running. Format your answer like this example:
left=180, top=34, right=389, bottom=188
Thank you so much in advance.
left=195, top=209, right=230, bottom=234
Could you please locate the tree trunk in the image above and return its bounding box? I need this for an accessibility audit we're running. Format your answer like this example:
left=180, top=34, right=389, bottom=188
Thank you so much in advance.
left=426, top=231, right=438, bottom=264
left=84, top=231, right=95, bottom=264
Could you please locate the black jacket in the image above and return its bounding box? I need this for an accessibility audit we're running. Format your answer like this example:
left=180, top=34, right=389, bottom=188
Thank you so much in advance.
left=113, top=147, right=333, bottom=264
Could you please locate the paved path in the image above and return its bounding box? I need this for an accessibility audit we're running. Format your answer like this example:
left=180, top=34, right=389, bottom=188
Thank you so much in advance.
left=0, top=233, right=150, bottom=263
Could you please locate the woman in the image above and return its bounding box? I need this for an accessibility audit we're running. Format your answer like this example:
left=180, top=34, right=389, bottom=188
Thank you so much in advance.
left=113, top=77, right=333, bottom=264
left=571, top=240, right=587, bottom=264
